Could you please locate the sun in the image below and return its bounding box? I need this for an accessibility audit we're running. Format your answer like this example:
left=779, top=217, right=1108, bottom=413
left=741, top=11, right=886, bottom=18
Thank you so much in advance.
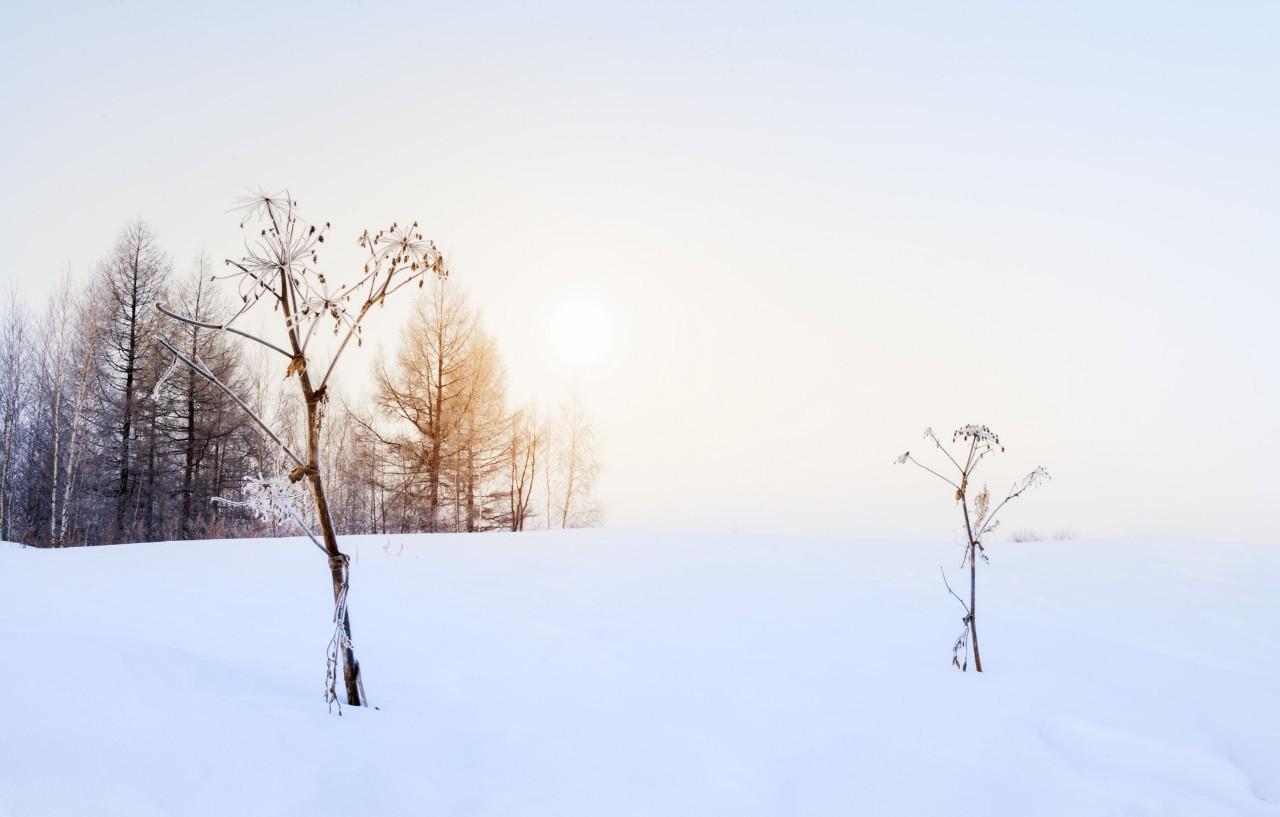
left=551, top=299, right=614, bottom=364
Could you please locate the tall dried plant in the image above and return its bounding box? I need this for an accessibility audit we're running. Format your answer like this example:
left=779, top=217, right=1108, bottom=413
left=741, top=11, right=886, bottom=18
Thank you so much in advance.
left=155, top=190, right=447, bottom=709
left=897, top=425, right=1048, bottom=671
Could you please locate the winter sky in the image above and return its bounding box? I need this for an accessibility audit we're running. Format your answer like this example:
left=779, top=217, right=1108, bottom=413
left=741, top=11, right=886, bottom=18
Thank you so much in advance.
left=2, top=1, right=1277, bottom=543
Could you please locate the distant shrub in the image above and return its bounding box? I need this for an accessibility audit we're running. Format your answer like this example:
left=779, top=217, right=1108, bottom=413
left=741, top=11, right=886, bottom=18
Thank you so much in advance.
left=1009, top=527, right=1077, bottom=543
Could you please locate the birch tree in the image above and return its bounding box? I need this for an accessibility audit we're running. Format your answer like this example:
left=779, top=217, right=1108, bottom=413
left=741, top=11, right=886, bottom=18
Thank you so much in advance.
left=55, top=287, right=105, bottom=546
left=0, top=292, right=30, bottom=542
left=40, top=274, right=78, bottom=545
left=554, top=395, right=602, bottom=529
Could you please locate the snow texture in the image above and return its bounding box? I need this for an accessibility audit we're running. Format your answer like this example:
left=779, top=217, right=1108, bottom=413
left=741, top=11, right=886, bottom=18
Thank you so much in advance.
left=1, top=531, right=1277, bottom=816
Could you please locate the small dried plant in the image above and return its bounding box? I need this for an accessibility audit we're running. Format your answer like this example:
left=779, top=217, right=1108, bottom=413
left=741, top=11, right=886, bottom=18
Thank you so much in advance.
left=897, top=425, right=1049, bottom=671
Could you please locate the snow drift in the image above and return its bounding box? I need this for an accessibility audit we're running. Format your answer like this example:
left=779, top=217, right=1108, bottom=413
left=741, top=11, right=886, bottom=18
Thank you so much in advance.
left=1, top=531, right=1276, bottom=816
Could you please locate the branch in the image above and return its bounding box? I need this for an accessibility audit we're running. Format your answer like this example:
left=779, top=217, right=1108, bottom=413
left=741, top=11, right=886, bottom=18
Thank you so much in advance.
left=974, top=468, right=1050, bottom=541
left=316, top=311, right=365, bottom=392
left=213, top=492, right=327, bottom=556
left=898, top=453, right=960, bottom=489
left=924, top=427, right=965, bottom=475
left=342, top=401, right=404, bottom=449
left=156, top=303, right=292, bottom=359
left=939, top=566, right=970, bottom=616
left=154, top=336, right=305, bottom=468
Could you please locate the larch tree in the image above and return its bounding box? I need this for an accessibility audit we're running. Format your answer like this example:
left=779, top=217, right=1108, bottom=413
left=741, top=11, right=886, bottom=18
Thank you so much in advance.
left=451, top=331, right=508, bottom=532
left=100, top=220, right=171, bottom=540
left=156, top=255, right=252, bottom=540
left=375, top=277, right=479, bottom=533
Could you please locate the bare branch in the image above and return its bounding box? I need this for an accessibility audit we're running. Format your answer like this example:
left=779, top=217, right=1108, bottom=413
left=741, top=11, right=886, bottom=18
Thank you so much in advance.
left=975, top=467, right=1050, bottom=541
left=939, top=566, right=970, bottom=615
left=923, top=427, right=965, bottom=475
left=156, top=302, right=293, bottom=359
left=154, top=337, right=304, bottom=468
left=898, top=453, right=960, bottom=489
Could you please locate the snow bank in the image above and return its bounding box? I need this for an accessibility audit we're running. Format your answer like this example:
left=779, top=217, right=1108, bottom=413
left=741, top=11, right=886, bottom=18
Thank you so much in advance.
left=1, top=531, right=1276, bottom=816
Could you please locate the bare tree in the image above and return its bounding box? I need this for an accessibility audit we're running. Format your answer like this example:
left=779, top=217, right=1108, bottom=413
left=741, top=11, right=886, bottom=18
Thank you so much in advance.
left=156, top=255, right=252, bottom=540
left=40, top=273, right=78, bottom=546
left=896, top=425, right=1048, bottom=672
left=154, top=190, right=447, bottom=709
left=507, top=406, right=541, bottom=531
left=56, top=288, right=105, bottom=546
left=453, top=332, right=508, bottom=532
left=0, top=291, right=30, bottom=542
left=374, top=278, right=480, bottom=533
left=100, top=220, right=171, bottom=539
left=554, top=395, right=603, bottom=529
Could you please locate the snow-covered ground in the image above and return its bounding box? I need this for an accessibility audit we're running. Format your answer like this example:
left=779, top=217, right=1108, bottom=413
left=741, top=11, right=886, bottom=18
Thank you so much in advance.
left=1, top=531, right=1277, bottom=816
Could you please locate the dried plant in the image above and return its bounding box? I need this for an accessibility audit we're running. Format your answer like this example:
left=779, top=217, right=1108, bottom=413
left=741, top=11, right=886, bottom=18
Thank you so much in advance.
left=154, top=189, right=448, bottom=710
left=897, top=425, right=1049, bottom=671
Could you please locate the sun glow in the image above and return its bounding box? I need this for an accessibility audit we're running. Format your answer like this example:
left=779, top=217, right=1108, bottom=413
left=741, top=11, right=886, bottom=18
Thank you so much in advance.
left=551, top=300, right=614, bottom=364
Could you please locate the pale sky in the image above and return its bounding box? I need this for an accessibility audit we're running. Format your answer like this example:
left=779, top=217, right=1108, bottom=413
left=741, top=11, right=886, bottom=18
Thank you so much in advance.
left=2, top=1, right=1277, bottom=544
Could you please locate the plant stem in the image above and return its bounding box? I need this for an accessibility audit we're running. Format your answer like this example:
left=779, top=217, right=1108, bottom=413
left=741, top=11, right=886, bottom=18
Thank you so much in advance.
left=959, top=490, right=984, bottom=672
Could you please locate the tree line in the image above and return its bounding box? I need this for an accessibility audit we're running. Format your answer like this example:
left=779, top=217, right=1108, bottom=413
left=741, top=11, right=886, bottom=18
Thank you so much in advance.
left=0, top=219, right=601, bottom=546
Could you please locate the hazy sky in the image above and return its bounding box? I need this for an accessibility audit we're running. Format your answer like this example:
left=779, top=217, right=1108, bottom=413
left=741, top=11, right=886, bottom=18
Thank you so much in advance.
left=2, top=2, right=1277, bottom=544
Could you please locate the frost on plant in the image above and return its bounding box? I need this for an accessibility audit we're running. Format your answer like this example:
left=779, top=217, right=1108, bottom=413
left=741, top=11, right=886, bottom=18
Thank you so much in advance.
left=214, top=475, right=313, bottom=535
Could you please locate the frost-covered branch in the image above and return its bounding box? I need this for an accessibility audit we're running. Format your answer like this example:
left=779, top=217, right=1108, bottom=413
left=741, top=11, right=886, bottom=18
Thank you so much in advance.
left=156, top=302, right=292, bottom=359
left=212, top=475, right=327, bottom=555
left=153, top=336, right=304, bottom=468
left=974, top=466, right=1050, bottom=542
left=896, top=450, right=960, bottom=489
left=220, top=474, right=305, bottom=527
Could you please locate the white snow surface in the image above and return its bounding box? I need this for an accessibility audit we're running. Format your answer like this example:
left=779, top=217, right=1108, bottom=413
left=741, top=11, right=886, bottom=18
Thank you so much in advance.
left=1, top=531, right=1277, bottom=816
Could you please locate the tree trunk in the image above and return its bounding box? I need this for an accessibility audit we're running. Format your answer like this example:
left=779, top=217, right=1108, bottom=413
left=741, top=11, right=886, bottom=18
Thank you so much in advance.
left=181, top=354, right=196, bottom=539
left=57, top=361, right=91, bottom=548
left=116, top=246, right=141, bottom=537
left=49, top=341, right=67, bottom=546
left=144, top=410, right=157, bottom=540
left=0, top=412, right=11, bottom=542
left=465, top=448, right=476, bottom=532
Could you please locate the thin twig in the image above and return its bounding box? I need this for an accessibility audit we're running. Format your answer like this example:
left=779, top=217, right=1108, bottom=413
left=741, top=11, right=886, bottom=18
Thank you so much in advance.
left=907, top=455, right=960, bottom=489
left=925, top=428, right=965, bottom=475
left=940, top=566, right=970, bottom=615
